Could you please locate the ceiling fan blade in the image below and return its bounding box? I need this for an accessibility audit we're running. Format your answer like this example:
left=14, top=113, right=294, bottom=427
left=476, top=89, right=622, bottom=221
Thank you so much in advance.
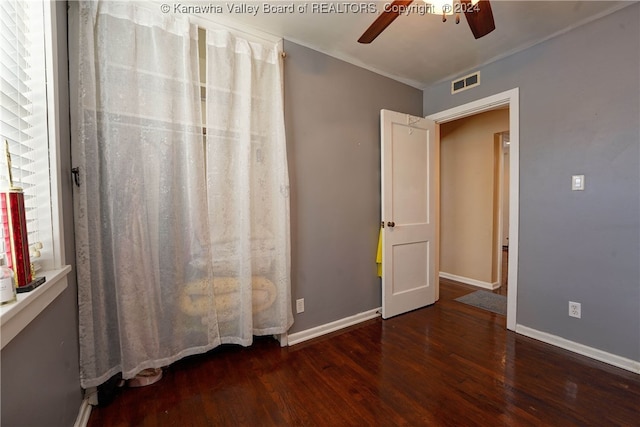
left=358, top=0, right=414, bottom=44
left=462, top=0, right=496, bottom=39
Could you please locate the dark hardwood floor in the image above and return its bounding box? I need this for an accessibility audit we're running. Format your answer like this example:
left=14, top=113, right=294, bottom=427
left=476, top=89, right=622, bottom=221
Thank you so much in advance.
left=87, top=279, right=640, bottom=426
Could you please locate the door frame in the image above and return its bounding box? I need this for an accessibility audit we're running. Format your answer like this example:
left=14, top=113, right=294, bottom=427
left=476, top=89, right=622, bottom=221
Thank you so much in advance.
left=427, top=88, right=519, bottom=331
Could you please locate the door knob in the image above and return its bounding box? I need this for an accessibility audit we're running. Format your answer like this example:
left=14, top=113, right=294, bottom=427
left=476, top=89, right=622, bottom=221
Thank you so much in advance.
left=387, top=221, right=395, bottom=228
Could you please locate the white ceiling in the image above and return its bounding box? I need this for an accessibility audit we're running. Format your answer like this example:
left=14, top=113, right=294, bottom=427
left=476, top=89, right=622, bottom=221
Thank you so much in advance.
left=203, top=1, right=631, bottom=88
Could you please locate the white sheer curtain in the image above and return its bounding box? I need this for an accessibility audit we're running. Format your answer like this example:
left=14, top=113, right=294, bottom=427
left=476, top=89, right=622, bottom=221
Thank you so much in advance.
left=70, top=2, right=291, bottom=389
left=206, top=30, right=292, bottom=345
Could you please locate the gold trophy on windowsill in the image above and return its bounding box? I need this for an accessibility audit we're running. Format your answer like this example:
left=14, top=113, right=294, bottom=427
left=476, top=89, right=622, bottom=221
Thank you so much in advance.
left=1, top=140, right=45, bottom=292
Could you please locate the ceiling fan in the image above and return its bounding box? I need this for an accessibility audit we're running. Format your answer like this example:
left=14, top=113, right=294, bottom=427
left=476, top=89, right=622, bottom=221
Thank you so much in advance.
left=358, top=0, right=495, bottom=44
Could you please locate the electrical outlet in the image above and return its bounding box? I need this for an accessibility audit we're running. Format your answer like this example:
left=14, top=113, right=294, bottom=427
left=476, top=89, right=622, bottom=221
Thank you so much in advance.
left=569, top=301, right=581, bottom=318
left=296, top=298, right=305, bottom=314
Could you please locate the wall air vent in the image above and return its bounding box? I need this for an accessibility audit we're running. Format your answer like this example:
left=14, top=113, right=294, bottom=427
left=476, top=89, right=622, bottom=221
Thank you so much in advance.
left=451, top=71, right=481, bottom=94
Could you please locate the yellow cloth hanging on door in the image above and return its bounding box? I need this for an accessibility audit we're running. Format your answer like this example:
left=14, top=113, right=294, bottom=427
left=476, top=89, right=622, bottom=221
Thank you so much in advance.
left=376, top=226, right=383, bottom=277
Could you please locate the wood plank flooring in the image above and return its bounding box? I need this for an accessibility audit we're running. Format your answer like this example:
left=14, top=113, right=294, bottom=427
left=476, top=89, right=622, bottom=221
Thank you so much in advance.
left=87, top=280, right=640, bottom=426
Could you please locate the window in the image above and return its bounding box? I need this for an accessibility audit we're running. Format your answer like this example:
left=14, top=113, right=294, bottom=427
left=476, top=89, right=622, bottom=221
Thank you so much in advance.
left=1, top=0, right=70, bottom=349
left=0, top=0, right=53, bottom=272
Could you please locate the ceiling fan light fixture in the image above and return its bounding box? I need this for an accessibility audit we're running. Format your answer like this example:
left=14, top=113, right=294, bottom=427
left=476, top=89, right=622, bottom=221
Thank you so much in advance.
left=358, top=0, right=495, bottom=44
left=423, top=0, right=454, bottom=16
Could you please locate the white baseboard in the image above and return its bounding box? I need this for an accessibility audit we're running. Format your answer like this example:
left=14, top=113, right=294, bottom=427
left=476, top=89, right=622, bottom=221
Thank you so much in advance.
left=287, top=308, right=381, bottom=346
left=273, top=333, right=288, bottom=347
left=74, top=398, right=92, bottom=427
left=516, top=325, right=640, bottom=374
left=439, top=272, right=500, bottom=290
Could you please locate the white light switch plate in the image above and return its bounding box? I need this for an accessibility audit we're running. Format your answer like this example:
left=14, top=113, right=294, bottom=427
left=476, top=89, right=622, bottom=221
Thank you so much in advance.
left=572, top=175, right=585, bottom=191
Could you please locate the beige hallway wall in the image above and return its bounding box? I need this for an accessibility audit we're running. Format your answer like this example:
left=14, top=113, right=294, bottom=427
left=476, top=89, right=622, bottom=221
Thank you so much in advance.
left=440, top=109, right=509, bottom=285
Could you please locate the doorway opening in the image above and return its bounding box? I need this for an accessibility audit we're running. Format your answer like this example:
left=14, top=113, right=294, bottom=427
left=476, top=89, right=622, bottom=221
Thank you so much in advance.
left=497, top=131, right=510, bottom=298
left=427, top=88, right=519, bottom=331
left=438, top=109, right=509, bottom=299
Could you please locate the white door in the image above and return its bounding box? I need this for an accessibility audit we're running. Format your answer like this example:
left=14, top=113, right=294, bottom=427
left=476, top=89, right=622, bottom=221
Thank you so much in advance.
left=381, top=110, right=437, bottom=319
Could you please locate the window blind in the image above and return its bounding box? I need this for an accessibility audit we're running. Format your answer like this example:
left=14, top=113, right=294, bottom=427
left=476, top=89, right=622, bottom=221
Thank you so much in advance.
left=0, top=0, right=52, bottom=271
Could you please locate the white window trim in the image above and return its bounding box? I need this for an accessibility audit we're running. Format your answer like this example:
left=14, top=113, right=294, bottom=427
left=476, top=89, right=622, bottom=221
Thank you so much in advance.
left=44, top=0, right=66, bottom=267
left=0, top=1, right=71, bottom=349
left=1, top=266, right=71, bottom=349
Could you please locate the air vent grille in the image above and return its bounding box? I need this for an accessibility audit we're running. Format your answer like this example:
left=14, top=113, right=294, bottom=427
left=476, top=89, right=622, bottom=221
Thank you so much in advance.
left=451, top=71, right=481, bottom=94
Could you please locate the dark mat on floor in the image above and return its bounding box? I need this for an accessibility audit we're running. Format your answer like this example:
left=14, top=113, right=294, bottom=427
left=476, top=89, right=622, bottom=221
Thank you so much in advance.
left=455, top=290, right=507, bottom=316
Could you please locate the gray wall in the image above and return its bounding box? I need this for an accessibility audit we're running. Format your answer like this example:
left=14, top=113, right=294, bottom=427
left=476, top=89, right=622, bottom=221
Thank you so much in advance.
left=423, top=4, right=639, bottom=361
left=1, top=2, right=83, bottom=426
left=284, top=41, right=423, bottom=333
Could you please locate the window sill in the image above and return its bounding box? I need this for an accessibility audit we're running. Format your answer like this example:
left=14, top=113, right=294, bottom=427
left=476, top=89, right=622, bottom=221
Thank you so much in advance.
left=0, top=265, right=72, bottom=349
